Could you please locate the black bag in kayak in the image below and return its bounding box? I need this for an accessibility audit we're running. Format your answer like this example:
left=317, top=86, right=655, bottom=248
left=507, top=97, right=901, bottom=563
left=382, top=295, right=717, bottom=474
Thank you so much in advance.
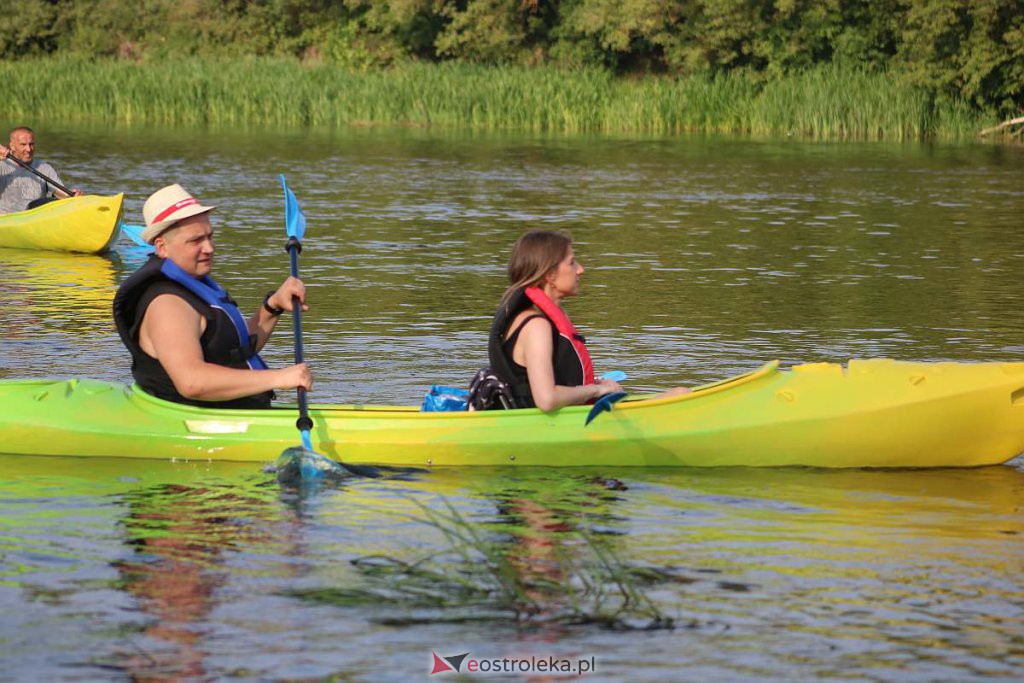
left=466, top=368, right=517, bottom=411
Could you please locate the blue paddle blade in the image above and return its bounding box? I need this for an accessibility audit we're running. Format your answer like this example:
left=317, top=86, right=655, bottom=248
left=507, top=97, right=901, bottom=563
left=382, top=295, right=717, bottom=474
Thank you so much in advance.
left=275, top=446, right=352, bottom=484
left=280, top=174, right=307, bottom=240
left=585, top=391, right=628, bottom=427
left=120, top=223, right=155, bottom=251
left=600, top=370, right=627, bottom=382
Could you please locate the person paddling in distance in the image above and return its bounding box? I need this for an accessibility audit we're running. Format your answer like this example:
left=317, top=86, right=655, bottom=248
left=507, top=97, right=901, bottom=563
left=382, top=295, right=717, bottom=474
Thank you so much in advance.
left=113, top=184, right=311, bottom=409
left=0, top=126, right=82, bottom=214
left=488, top=229, right=689, bottom=412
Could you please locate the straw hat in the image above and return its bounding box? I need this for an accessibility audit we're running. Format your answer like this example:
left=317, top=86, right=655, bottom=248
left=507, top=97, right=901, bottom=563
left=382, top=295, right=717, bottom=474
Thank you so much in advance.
left=141, top=184, right=216, bottom=244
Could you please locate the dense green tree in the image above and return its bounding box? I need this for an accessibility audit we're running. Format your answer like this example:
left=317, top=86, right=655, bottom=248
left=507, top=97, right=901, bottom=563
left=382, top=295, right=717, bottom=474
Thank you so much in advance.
left=433, top=0, right=559, bottom=64
left=550, top=1, right=903, bottom=76
left=1, top=0, right=61, bottom=57
left=309, top=1, right=446, bottom=66
left=554, top=0, right=682, bottom=71
left=899, top=0, right=1024, bottom=114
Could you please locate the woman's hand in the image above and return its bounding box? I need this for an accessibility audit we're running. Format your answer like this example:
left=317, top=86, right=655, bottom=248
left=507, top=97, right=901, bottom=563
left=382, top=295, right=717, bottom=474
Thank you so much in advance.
left=593, top=378, right=624, bottom=398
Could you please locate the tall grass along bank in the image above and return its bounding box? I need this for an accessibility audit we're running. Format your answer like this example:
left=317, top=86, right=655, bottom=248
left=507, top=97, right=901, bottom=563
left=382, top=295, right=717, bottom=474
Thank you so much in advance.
left=2, top=58, right=996, bottom=140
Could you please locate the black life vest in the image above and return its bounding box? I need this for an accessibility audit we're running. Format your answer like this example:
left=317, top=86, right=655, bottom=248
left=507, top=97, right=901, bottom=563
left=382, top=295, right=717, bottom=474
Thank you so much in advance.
left=487, top=287, right=595, bottom=409
left=112, top=255, right=272, bottom=409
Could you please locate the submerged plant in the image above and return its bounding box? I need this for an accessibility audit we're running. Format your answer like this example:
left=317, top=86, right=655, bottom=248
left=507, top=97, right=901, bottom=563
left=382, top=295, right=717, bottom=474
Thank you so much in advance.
left=289, top=497, right=674, bottom=630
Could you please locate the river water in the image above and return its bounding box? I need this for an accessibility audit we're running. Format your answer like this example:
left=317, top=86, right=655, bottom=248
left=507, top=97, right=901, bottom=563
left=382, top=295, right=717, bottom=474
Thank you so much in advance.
left=0, top=125, right=1022, bottom=681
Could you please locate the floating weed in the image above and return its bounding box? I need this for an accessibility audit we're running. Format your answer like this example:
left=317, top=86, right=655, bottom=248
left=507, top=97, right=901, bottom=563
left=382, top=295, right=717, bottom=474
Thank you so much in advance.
left=288, top=497, right=674, bottom=631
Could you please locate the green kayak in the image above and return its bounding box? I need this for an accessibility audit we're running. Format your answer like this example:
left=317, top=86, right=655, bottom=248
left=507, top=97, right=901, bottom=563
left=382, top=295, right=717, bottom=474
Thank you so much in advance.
left=2, top=358, right=1024, bottom=468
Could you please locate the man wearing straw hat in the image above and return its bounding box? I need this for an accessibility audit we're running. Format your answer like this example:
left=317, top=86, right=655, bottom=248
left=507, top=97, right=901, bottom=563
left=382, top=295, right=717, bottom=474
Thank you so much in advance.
left=113, top=184, right=312, bottom=409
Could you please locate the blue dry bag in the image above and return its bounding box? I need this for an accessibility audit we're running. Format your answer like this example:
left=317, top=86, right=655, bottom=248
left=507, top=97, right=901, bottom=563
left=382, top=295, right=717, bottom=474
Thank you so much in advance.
left=421, top=385, right=469, bottom=412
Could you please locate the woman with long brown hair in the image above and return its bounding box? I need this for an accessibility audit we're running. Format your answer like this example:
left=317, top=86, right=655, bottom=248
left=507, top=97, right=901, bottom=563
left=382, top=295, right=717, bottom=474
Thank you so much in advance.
left=487, top=229, right=687, bottom=411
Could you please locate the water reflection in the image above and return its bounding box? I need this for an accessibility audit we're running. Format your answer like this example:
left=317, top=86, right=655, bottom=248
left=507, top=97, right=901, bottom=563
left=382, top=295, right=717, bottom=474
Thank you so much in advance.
left=613, top=466, right=1024, bottom=678
left=0, top=248, right=119, bottom=332
left=0, top=456, right=1022, bottom=679
left=110, top=480, right=284, bottom=680
left=0, top=248, right=130, bottom=382
left=485, top=473, right=635, bottom=625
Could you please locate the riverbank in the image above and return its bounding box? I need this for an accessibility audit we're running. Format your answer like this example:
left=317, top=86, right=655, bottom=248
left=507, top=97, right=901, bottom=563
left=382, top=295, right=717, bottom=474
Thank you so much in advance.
left=1, top=58, right=997, bottom=140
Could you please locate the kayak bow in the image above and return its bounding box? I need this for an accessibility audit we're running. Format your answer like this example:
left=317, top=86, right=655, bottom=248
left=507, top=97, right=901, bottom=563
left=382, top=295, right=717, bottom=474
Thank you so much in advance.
left=0, top=194, right=123, bottom=253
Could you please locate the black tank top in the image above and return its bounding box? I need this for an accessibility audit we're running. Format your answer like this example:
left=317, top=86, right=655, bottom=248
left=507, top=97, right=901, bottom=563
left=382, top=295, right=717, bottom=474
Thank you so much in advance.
left=113, top=258, right=272, bottom=410
left=487, top=290, right=586, bottom=409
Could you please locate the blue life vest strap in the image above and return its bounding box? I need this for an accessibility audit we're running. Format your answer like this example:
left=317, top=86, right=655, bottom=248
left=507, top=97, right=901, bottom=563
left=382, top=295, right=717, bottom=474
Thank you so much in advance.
left=159, top=258, right=268, bottom=370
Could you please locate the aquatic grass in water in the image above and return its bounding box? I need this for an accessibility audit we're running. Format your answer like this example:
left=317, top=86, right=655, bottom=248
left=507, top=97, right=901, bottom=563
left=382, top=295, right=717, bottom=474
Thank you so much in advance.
left=289, top=498, right=673, bottom=630
left=0, top=57, right=997, bottom=140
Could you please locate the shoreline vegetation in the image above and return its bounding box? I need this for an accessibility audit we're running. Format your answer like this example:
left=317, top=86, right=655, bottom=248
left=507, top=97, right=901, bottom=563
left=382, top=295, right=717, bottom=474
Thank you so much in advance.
left=5, top=1, right=1020, bottom=142
left=0, top=58, right=1007, bottom=141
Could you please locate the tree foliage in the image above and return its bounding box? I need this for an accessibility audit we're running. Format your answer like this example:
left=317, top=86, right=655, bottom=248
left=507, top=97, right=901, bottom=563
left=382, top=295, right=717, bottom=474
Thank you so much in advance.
left=898, top=0, right=1024, bottom=114
left=4, top=0, right=1022, bottom=116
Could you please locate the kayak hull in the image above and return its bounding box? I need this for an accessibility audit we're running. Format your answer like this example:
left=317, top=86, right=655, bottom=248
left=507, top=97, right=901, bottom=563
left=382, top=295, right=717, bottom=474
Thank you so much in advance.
left=3, top=359, right=1024, bottom=468
left=0, top=194, right=123, bottom=253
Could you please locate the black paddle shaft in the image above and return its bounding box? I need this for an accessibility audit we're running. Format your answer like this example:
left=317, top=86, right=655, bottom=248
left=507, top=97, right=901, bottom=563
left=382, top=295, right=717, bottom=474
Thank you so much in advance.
left=286, top=236, right=313, bottom=432
left=4, top=154, right=75, bottom=196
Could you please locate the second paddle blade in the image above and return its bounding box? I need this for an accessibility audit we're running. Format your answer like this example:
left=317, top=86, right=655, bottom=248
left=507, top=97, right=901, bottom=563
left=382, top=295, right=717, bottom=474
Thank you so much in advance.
left=584, top=391, right=628, bottom=427
left=275, top=446, right=352, bottom=484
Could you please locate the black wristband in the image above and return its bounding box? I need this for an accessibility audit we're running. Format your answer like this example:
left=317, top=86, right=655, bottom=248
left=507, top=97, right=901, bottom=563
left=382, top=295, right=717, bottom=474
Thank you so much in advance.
left=263, top=291, right=284, bottom=317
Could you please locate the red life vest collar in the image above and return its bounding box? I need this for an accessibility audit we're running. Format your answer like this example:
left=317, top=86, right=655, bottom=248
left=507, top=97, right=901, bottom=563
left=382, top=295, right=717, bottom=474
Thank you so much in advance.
left=524, top=286, right=595, bottom=385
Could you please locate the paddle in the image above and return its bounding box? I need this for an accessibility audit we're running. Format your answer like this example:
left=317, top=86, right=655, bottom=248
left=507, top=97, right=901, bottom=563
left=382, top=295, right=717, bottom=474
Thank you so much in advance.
left=273, top=174, right=380, bottom=483
left=3, top=152, right=76, bottom=197
left=119, top=223, right=155, bottom=251
left=585, top=391, right=628, bottom=426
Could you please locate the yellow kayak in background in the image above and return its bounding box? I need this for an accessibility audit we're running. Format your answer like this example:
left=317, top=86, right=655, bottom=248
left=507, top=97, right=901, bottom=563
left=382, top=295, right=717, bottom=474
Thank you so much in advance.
left=1, top=359, right=1023, bottom=468
left=0, top=194, right=123, bottom=253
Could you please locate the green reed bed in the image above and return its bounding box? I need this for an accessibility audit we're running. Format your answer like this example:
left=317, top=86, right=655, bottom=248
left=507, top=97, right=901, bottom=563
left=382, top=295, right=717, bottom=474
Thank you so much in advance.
left=2, top=57, right=995, bottom=139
